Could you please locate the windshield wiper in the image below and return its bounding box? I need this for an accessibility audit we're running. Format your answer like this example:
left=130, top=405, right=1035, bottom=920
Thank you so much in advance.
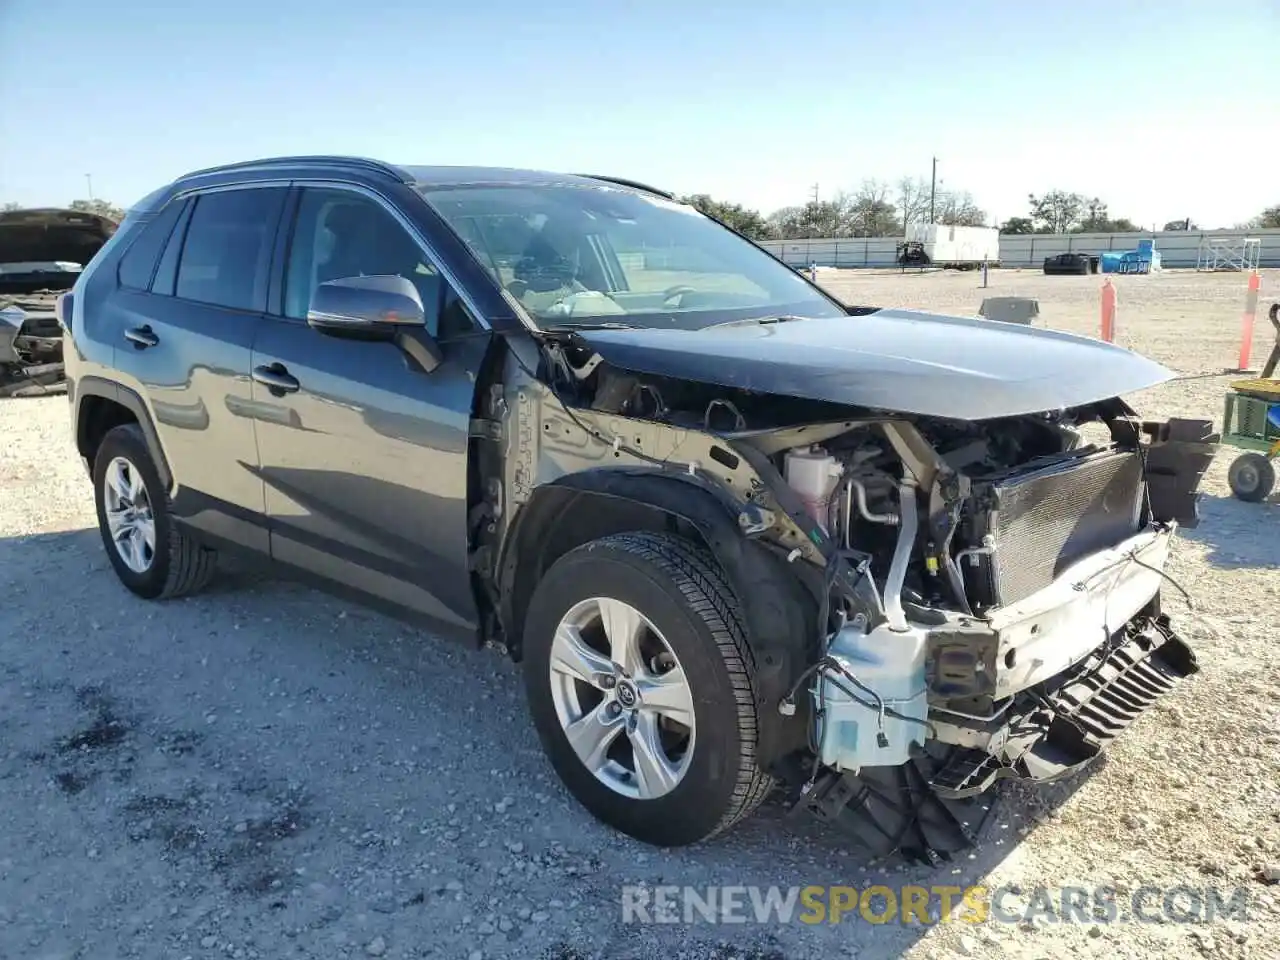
left=706, top=315, right=811, bottom=329
left=539, top=321, right=638, bottom=333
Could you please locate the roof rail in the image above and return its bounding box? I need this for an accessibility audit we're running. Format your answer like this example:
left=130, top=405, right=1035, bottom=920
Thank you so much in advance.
left=175, top=155, right=412, bottom=184
left=575, top=174, right=676, bottom=200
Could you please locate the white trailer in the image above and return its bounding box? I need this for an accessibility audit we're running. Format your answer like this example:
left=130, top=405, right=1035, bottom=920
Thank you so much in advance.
left=901, top=223, right=1000, bottom=269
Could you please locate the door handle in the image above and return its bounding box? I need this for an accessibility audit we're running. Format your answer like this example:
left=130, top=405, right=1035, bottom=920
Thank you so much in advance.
left=124, top=325, right=159, bottom=349
left=252, top=363, right=300, bottom=396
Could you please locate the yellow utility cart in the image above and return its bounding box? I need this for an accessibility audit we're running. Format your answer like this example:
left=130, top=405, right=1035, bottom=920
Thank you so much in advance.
left=1222, top=377, right=1280, bottom=501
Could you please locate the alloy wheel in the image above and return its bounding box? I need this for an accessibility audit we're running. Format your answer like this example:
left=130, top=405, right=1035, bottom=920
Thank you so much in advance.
left=547, top=596, right=696, bottom=800
left=102, top=455, right=156, bottom=574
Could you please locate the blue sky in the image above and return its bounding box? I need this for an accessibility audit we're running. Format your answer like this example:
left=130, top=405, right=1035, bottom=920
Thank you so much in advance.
left=1, top=0, right=1276, bottom=228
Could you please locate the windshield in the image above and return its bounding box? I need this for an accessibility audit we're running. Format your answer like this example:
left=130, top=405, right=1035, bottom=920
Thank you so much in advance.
left=419, top=183, right=846, bottom=330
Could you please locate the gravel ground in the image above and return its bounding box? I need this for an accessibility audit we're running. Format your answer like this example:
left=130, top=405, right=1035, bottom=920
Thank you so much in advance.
left=1, top=268, right=1278, bottom=960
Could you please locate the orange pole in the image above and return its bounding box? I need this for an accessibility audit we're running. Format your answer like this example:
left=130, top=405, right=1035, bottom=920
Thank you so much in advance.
left=1100, top=278, right=1117, bottom=342
left=1237, top=271, right=1261, bottom=371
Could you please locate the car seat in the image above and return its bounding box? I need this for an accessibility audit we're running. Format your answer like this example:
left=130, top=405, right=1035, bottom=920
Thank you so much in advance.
left=507, top=230, right=591, bottom=314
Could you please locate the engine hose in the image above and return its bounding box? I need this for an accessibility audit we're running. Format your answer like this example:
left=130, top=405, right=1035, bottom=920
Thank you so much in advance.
left=883, top=481, right=918, bottom=632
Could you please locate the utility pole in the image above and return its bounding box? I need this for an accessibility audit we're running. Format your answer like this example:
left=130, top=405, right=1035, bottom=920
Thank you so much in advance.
left=806, top=184, right=820, bottom=239
left=85, top=174, right=94, bottom=202
left=928, top=157, right=937, bottom=224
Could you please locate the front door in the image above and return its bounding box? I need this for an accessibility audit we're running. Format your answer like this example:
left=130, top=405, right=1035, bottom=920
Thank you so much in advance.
left=250, top=185, right=488, bottom=635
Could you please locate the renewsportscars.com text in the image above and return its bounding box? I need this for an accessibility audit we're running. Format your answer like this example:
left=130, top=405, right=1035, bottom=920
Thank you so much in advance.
left=620, top=884, right=1254, bottom=926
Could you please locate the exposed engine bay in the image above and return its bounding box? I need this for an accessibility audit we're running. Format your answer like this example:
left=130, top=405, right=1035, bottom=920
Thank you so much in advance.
left=0, top=292, right=67, bottom=397
left=511, top=331, right=1219, bottom=860
left=550, top=345, right=1210, bottom=626
left=0, top=208, right=117, bottom=397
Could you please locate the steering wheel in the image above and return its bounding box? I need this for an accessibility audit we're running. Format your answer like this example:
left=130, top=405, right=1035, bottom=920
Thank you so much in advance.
left=661, top=285, right=697, bottom=307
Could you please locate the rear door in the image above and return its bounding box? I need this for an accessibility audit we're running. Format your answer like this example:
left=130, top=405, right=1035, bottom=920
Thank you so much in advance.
left=249, top=184, right=490, bottom=636
left=107, top=185, right=287, bottom=551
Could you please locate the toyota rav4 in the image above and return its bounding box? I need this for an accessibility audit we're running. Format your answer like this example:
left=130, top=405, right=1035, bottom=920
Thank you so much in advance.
left=63, top=156, right=1218, bottom=859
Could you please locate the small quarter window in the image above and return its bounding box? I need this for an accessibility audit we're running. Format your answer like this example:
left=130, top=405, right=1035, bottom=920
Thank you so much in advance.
left=117, top=199, right=186, bottom=291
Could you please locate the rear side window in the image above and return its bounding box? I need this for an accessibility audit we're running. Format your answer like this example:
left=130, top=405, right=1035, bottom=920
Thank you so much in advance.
left=175, top=188, right=286, bottom=311
left=116, top=199, right=186, bottom=291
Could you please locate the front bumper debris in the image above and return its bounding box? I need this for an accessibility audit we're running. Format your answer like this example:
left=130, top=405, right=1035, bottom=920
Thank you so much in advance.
left=931, top=613, right=1196, bottom=798
left=788, top=612, right=1197, bottom=864
left=984, top=526, right=1174, bottom=699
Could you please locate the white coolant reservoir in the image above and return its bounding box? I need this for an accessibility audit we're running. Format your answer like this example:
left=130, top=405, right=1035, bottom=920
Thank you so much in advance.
left=784, top=445, right=841, bottom=530
left=814, top=623, right=930, bottom=773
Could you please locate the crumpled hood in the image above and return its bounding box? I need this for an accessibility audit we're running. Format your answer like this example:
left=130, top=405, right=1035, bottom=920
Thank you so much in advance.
left=573, top=308, right=1174, bottom=420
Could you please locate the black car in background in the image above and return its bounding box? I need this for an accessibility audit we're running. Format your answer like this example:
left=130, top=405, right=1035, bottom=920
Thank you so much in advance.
left=1042, top=251, right=1100, bottom=275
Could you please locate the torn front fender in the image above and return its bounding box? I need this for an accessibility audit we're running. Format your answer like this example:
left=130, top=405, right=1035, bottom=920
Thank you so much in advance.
left=496, top=468, right=820, bottom=769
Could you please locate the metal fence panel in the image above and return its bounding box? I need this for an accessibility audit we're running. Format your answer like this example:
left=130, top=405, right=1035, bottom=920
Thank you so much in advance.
left=757, top=229, right=1280, bottom=269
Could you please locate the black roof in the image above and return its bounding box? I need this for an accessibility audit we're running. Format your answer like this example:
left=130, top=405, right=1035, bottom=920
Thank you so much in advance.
left=173, top=156, right=674, bottom=199
left=404, top=164, right=583, bottom=185
left=402, top=166, right=673, bottom=198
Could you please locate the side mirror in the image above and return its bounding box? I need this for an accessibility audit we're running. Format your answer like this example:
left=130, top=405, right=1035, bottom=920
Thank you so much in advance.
left=307, top=275, right=426, bottom=338
left=307, top=274, right=443, bottom=373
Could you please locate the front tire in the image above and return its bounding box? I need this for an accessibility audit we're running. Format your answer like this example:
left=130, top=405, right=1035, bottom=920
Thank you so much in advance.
left=522, top=532, right=772, bottom=846
left=92, top=424, right=216, bottom=599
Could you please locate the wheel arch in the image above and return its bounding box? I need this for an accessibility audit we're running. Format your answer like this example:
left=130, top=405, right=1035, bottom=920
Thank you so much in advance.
left=497, top=468, right=816, bottom=767
left=75, top=376, right=172, bottom=491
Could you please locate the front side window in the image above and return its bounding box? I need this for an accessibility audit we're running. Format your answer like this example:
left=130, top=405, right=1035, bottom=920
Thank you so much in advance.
left=175, top=188, right=286, bottom=311
left=284, top=188, right=458, bottom=337
left=420, top=184, right=845, bottom=329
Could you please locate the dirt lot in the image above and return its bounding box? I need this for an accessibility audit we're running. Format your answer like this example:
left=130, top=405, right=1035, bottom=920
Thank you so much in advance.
left=1, top=268, right=1277, bottom=960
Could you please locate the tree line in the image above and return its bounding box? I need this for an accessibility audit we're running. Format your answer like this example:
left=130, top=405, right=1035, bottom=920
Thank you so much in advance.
left=5, top=194, right=1279, bottom=242
left=684, top=176, right=986, bottom=242
left=685, top=187, right=1280, bottom=242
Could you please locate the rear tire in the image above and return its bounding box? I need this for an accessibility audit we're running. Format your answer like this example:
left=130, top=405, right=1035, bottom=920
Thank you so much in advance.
left=1228, top=452, right=1276, bottom=502
left=522, top=532, right=772, bottom=846
left=92, top=424, right=216, bottom=599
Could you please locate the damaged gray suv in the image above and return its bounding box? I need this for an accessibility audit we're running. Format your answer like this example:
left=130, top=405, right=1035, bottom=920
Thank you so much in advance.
left=64, top=156, right=1218, bottom=860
